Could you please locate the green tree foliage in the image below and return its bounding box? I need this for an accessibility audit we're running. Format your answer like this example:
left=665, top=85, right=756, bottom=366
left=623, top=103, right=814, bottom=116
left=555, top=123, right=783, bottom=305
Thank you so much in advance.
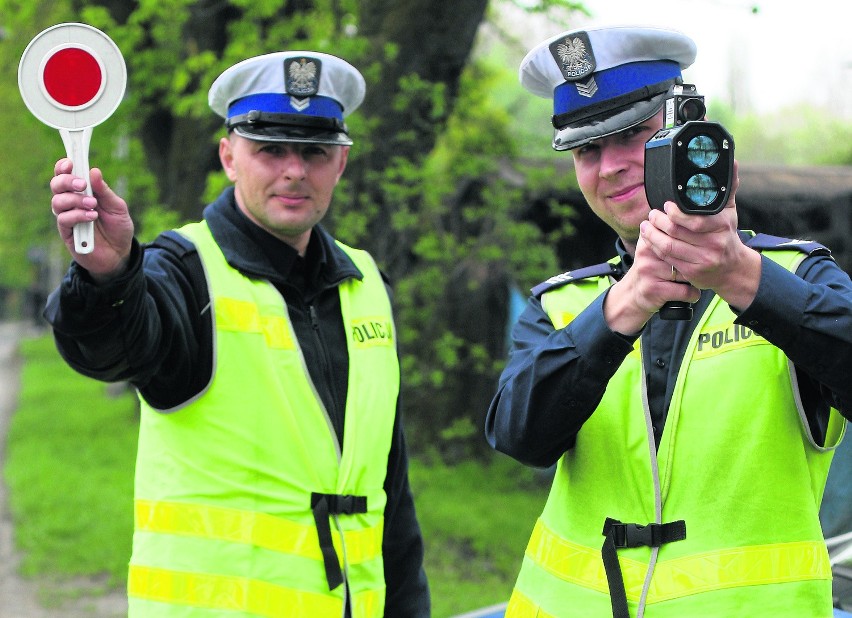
left=708, top=100, right=852, bottom=166
left=2, top=0, right=586, bottom=457
left=371, top=59, right=575, bottom=459
left=0, top=0, right=75, bottom=293
left=2, top=1, right=849, bottom=461
left=0, top=0, right=162, bottom=299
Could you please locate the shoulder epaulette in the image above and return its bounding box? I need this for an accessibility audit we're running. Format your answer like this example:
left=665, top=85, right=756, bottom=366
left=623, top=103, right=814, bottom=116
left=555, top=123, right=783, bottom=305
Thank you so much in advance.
left=531, top=262, right=620, bottom=297
left=149, top=229, right=200, bottom=258
left=745, top=233, right=832, bottom=258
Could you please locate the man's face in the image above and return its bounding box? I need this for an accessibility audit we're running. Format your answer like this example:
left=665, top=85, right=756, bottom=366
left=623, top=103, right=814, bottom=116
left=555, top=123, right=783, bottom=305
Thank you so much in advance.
left=219, top=134, right=349, bottom=253
left=571, top=110, right=664, bottom=249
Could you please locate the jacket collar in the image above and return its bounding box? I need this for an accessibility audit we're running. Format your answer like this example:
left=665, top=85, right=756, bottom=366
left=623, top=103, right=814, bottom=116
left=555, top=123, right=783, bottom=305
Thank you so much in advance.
left=202, top=186, right=363, bottom=288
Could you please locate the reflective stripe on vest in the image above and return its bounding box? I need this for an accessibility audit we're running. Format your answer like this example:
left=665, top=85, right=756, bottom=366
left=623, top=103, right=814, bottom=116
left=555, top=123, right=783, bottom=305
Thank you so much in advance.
left=524, top=518, right=831, bottom=603
left=506, top=589, right=558, bottom=618
left=129, top=565, right=351, bottom=616
left=135, top=499, right=383, bottom=565
left=129, top=222, right=398, bottom=618
left=214, top=297, right=296, bottom=349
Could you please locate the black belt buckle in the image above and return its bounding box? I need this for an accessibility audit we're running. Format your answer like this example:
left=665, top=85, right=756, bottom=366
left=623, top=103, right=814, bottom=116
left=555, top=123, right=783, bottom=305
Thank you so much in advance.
left=613, top=522, right=659, bottom=548
left=337, top=494, right=354, bottom=514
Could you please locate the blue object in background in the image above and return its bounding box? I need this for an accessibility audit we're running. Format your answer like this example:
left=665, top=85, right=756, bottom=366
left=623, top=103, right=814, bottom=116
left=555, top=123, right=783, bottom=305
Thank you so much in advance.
left=450, top=603, right=507, bottom=618
left=505, top=285, right=527, bottom=352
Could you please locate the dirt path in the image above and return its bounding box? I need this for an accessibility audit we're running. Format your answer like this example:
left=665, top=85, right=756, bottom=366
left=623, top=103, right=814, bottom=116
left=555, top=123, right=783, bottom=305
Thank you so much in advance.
left=0, top=321, right=127, bottom=618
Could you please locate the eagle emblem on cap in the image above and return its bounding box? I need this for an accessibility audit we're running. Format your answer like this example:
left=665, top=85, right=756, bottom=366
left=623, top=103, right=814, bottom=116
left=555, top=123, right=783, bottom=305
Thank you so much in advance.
left=549, top=32, right=595, bottom=81
left=285, top=57, right=322, bottom=98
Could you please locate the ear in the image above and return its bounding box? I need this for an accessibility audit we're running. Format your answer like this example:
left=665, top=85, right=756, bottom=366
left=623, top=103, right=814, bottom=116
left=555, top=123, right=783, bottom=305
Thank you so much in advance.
left=336, top=146, right=350, bottom=182
left=219, top=136, right=238, bottom=182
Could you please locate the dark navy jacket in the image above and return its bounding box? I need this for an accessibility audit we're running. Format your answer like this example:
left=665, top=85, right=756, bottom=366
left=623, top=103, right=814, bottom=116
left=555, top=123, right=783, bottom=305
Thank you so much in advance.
left=487, top=232, right=852, bottom=470
left=45, top=187, right=430, bottom=617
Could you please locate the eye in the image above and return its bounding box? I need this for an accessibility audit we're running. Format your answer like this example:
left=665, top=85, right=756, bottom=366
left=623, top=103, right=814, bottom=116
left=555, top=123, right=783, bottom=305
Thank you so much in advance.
left=621, top=126, right=645, bottom=140
left=627, top=122, right=662, bottom=143
left=259, top=143, right=286, bottom=156
left=301, top=145, right=330, bottom=159
left=575, top=142, right=600, bottom=158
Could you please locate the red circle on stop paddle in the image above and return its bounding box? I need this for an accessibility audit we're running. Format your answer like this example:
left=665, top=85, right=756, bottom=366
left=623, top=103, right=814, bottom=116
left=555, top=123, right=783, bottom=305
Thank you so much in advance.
left=42, top=47, right=103, bottom=107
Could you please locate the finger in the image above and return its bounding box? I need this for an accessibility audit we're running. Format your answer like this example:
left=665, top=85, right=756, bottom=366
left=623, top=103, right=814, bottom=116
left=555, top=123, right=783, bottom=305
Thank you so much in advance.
left=730, top=159, right=740, bottom=194
left=662, top=202, right=713, bottom=232
left=55, top=206, right=99, bottom=231
left=51, top=185, right=99, bottom=221
left=722, top=167, right=740, bottom=213
left=648, top=207, right=704, bottom=241
left=53, top=158, right=74, bottom=176
left=50, top=172, right=87, bottom=196
left=640, top=220, right=677, bottom=262
left=648, top=207, right=681, bottom=235
left=680, top=283, right=702, bottom=304
left=659, top=278, right=701, bottom=303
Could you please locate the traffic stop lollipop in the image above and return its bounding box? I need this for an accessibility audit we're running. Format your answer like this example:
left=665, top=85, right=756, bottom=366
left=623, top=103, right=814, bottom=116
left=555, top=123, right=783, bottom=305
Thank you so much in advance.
left=18, top=23, right=127, bottom=254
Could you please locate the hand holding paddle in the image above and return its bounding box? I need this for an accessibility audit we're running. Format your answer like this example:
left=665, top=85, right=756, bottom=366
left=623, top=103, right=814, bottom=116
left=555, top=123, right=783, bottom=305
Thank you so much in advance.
left=18, top=23, right=127, bottom=255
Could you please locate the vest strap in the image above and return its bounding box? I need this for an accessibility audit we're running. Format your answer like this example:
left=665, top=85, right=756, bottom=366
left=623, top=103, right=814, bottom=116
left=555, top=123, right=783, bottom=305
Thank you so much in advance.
left=601, top=518, right=686, bottom=618
left=311, top=492, right=368, bottom=590
left=603, top=517, right=686, bottom=549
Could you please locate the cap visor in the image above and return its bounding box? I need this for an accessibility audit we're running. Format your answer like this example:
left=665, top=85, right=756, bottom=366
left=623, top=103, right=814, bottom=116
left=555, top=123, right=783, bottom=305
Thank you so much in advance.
left=233, top=125, right=353, bottom=146
left=553, top=91, right=667, bottom=151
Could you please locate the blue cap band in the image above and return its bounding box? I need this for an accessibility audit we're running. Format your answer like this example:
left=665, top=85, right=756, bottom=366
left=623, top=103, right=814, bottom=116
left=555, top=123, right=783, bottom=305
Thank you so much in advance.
left=553, top=60, right=681, bottom=118
left=227, top=93, right=344, bottom=120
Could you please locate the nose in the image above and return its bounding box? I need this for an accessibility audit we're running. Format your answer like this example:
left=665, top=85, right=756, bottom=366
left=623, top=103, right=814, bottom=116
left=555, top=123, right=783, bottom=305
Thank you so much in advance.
left=598, top=145, right=628, bottom=180
left=282, top=151, right=307, bottom=180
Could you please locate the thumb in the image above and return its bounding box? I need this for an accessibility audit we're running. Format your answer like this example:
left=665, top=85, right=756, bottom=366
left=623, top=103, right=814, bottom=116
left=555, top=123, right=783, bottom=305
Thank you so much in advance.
left=88, top=167, right=111, bottom=196
left=88, top=168, right=126, bottom=213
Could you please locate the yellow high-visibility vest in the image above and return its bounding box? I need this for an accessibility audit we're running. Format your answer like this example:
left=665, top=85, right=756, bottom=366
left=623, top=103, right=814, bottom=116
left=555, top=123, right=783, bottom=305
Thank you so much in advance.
left=508, top=248, right=843, bottom=617
left=128, top=221, right=400, bottom=618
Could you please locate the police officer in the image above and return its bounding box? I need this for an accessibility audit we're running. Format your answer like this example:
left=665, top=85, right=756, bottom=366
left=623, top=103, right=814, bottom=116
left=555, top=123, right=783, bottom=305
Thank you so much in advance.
left=46, top=51, right=429, bottom=617
left=486, top=25, right=852, bottom=617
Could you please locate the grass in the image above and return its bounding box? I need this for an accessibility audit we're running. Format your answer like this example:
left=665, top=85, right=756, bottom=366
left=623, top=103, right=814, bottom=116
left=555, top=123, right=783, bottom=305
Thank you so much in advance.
left=4, top=335, right=138, bottom=584
left=4, top=333, right=550, bottom=617
left=410, top=456, right=549, bottom=616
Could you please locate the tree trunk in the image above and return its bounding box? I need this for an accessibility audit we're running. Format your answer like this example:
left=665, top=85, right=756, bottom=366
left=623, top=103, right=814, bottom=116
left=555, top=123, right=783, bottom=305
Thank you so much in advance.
left=348, top=0, right=490, bottom=277
left=360, top=0, right=490, bottom=163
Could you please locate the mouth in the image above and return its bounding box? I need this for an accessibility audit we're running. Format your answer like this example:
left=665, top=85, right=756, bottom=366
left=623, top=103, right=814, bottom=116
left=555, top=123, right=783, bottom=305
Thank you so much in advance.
left=607, top=182, right=644, bottom=202
left=274, top=193, right=310, bottom=207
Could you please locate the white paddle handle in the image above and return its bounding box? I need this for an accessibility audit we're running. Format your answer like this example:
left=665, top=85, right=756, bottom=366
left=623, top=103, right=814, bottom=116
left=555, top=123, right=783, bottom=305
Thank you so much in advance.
left=59, top=127, right=95, bottom=254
